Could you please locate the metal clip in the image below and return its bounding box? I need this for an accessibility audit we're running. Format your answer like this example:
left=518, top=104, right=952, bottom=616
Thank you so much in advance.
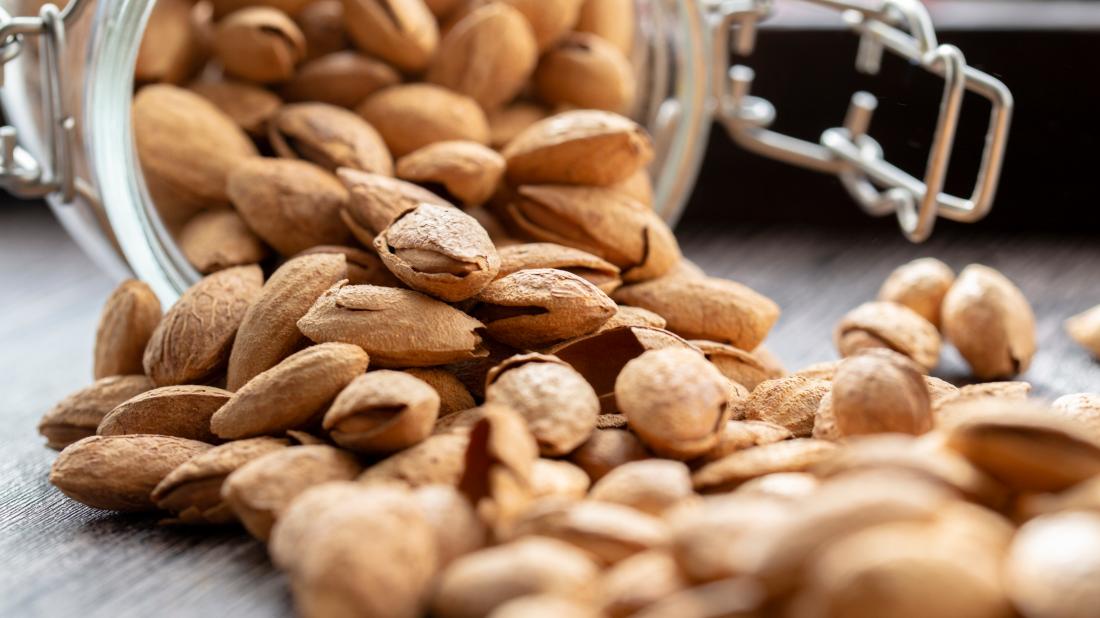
left=707, top=0, right=1013, bottom=242
left=0, top=0, right=88, bottom=202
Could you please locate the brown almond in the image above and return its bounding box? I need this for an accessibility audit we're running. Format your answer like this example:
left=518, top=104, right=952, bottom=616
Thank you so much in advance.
left=178, top=209, right=269, bottom=274
left=360, top=431, right=470, bottom=486
left=295, top=0, right=347, bottom=60
left=511, top=499, right=670, bottom=565
left=298, top=245, right=404, bottom=287
left=300, top=281, right=487, bottom=367
left=942, top=264, right=1036, bottom=378
left=337, top=169, right=454, bottom=242
left=502, top=185, right=680, bottom=281
left=595, top=306, right=666, bottom=333
left=1067, top=304, right=1100, bottom=359
left=459, top=406, right=539, bottom=530
left=597, top=551, right=686, bottom=618
left=501, top=110, right=653, bottom=186
left=831, top=348, right=932, bottom=437
left=222, top=444, right=363, bottom=540
left=530, top=459, right=591, bottom=500
left=97, top=385, right=232, bottom=442
left=691, top=340, right=774, bottom=391
left=589, top=459, right=692, bottom=516
left=151, top=437, right=289, bottom=524
left=616, top=348, right=729, bottom=460
left=433, top=537, right=599, bottom=618
left=698, top=420, right=793, bottom=464
left=342, top=0, right=438, bottom=72
left=692, top=439, right=839, bottom=493
left=189, top=79, right=282, bottom=137
left=535, top=32, right=635, bottom=113
left=93, top=279, right=162, bottom=380
left=403, top=368, right=476, bottom=416
left=323, top=370, right=440, bottom=453
left=38, top=375, right=156, bottom=450
left=835, top=300, right=941, bottom=371
left=375, top=203, right=501, bottom=301
left=227, top=158, right=352, bottom=256
left=428, top=3, right=537, bottom=110
left=143, top=265, right=263, bottom=386
left=550, top=326, right=697, bottom=412
left=488, top=103, right=549, bottom=149
left=270, top=102, right=393, bottom=175
left=610, top=169, right=653, bottom=208
left=878, top=257, right=955, bottom=328
left=502, top=0, right=583, bottom=51
left=576, top=0, right=634, bottom=54
left=396, top=141, right=505, bottom=207
left=228, top=253, right=348, bottom=390
left=491, top=595, right=600, bottom=618
left=614, top=275, right=779, bottom=350
left=936, top=381, right=1032, bottom=424
left=472, top=269, right=616, bottom=348
left=212, top=342, right=370, bottom=438
left=49, top=434, right=211, bottom=511
left=569, top=428, right=649, bottom=482
left=359, top=84, right=489, bottom=158
left=135, top=0, right=208, bottom=85
left=210, top=0, right=314, bottom=19
left=740, top=376, right=831, bottom=437
left=485, top=353, right=599, bottom=455
left=282, top=51, right=401, bottom=108
left=133, top=85, right=258, bottom=227
left=945, top=399, right=1100, bottom=491
left=498, top=242, right=621, bottom=294
left=213, top=7, right=306, bottom=83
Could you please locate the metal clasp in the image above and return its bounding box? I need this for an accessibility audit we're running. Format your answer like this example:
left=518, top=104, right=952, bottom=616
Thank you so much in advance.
left=0, top=0, right=89, bottom=202
left=707, top=0, right=1013, bottom=242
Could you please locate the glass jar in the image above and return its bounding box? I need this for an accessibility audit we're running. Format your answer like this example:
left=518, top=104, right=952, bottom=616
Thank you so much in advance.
left=0, top=0, right=1012, bottom=303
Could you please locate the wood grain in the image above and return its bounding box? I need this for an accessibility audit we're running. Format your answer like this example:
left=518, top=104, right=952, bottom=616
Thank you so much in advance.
left=1, top=200, right=1098, bottom=616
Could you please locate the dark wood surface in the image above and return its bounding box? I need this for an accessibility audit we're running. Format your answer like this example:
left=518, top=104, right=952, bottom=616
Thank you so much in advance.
left=2, top=200, right=1099, bottom=617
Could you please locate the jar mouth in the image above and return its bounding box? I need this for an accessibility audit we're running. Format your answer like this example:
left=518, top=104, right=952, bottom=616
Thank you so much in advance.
left=83, top=0, right=714, bottom=302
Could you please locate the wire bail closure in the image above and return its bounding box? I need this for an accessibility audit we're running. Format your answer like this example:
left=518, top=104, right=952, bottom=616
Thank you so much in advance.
left=707, top=0, right=1013, bottom=242
left=0, top=0, right=87, bottom=203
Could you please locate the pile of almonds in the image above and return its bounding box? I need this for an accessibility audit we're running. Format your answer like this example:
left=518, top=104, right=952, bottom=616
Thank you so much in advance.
left=38, top=0, right=1100, bottom=615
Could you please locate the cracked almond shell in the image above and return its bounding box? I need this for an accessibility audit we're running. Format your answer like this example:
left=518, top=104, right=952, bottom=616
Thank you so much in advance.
left=211, top=342, right=370, bottom=439
left=485, top=353, right=599, bottom=456
left=298, top=281, right=488, bottom=367
left=501, top=110, right=653, bottom=186
left=941, top=264, right=1036, bottom=378
left=49, top=434, right=211, bottom=511
left=222, top=444, right=363, bottom=540
left=614, top=275, right=779, bottom=350
left=269, top=102, right=393, bottom=175
left=692, top=340, right=778, bottom=391
left=295, top=0, right=347, bottom=61
left=501, top=185, right=679, bottom=281
left=831, top=348, right=932, bottom=437
left=459, top=406, right=539, bottom=530
left=396, top=141, right=505, bottom=207
left=143, top=265, right=263, bottom=386
left=227, top=253, right=348, bottom=390
left=298, top=245, right=403, bottom=287
left=213, top=7, right=306, bottom=83
left=323, top=370, right=441, bottom=453
left=151, top=437, right=289, bottom=524
left=835, top=300, right=942, bottom=372
left=227, top=158, right=352, bottom=256
left=615, top=347, right=730, bottom=460
left=38, top=375, right=156, bottom=450
left=535, top=32, right=636, bottom=113
left=93, top=279, right=162, bottom=379
left=337, top=169, right=453, bottom=243
left=374, top=203, right=501, bottom=301
left=357, top=84, right=489, bottom=157
left=472, top=269, right=616, bottom=348
left=497, top=242, right=621, bottom=294
left=427, top=3, right=538, bottom=110
left=97, top=385, right=232, bottom=443
left=342, top=0, right=438, bottom=72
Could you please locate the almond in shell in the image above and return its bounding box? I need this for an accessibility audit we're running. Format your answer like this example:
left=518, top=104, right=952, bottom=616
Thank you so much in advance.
left=358, top=84, right=489, bottom=158
left=38, top=375, right=156, bottom=450
left=93, top=279, right=162, bottom=380
left=323, top=370, right=441, bottom=453
left=396, top=141, right=505, bottom=207
left=97, top=385, right=232, bottom=443
left=282, top=51, right=401, bottom=108
left=270, top=102, right=393, bottom=175
left=178, top=208, right=269, bottom=274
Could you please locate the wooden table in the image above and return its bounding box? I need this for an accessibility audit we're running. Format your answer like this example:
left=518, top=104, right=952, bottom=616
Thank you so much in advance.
left=2, top=200, right=1098, bottom=616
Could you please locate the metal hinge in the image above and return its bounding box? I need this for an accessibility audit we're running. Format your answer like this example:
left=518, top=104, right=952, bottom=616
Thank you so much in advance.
left=706, top=0, right=1014, bottom=242
left=0, top=0, right=89, bottom=203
